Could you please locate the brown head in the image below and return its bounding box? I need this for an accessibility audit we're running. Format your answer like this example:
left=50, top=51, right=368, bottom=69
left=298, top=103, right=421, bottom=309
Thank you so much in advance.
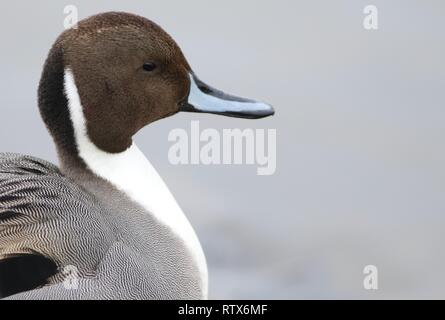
left=38, top=12, right=274, bottom=159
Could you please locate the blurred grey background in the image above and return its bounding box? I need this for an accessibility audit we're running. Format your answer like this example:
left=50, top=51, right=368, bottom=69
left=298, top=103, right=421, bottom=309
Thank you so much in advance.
left=1, top=0, right=444, bottom=299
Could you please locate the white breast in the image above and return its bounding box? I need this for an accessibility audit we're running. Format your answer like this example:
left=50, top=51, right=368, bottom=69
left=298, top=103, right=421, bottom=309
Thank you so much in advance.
left=64, top=69, right=208, bottom=298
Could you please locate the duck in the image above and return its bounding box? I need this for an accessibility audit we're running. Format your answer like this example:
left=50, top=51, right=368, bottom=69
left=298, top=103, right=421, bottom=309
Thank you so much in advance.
left=0, top=12, right=274, bottom=300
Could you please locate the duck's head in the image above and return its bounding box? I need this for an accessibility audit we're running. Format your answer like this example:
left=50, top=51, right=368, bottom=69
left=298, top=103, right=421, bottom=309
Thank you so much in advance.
left=39, top=12, right=274, bottom=157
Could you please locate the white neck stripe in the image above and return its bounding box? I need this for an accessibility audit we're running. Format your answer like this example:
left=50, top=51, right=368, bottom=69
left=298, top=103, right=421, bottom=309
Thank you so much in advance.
left=64, top=69, right=208, bottom=298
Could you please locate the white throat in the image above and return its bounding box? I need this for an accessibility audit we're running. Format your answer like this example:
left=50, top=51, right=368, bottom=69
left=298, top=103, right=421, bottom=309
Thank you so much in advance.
left=64, top=69, right=208, bottom=298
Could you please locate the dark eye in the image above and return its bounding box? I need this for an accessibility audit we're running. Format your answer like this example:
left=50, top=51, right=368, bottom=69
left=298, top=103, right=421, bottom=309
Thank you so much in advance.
left=143, top=62, right=157, bottom=72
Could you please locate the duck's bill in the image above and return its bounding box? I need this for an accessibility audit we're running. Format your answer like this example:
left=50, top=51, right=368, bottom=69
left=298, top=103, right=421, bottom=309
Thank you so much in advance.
left=180, top=73, right=274, bottom=119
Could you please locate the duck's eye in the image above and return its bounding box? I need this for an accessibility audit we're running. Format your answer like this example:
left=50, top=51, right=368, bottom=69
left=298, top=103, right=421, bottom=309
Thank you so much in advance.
left=143, top=62, right=157, bottom=72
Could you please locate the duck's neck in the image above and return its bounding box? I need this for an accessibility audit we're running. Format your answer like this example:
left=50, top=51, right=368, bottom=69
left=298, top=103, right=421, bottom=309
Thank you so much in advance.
left=61, top=69, right=208, bottom=297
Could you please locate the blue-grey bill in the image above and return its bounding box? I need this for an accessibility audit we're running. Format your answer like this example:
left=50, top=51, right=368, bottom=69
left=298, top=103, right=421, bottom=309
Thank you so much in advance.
left=180, top=73, right=275, bottom=119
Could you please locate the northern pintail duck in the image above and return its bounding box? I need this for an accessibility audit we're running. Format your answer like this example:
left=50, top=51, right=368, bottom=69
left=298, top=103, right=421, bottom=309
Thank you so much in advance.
left=0, top=12, right=274, bottom=300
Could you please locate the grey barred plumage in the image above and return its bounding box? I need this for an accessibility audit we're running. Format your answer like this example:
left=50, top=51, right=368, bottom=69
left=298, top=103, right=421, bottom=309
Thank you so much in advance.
left=0, top=153, right=202, bottom=299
